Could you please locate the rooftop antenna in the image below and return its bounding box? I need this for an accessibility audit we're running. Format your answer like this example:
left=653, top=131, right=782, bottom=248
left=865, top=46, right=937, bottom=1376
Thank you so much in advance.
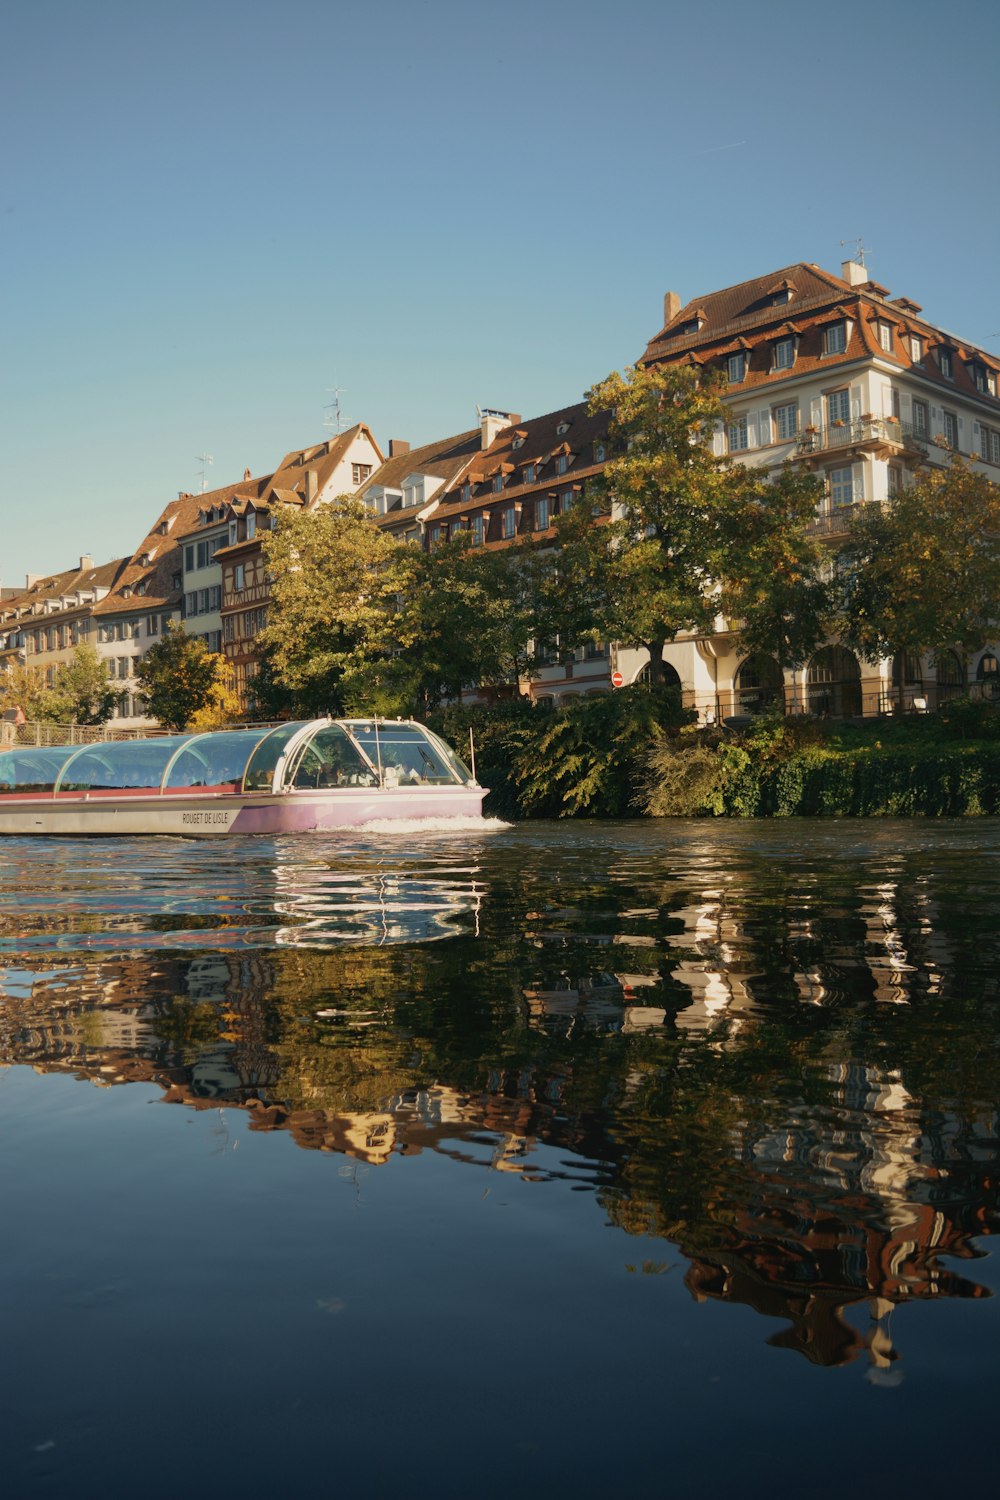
left=196, top=453, right=214, bottom=493
left=323, top=385, right=351, bottom=436
left=840, top=237, right=867, bottom=266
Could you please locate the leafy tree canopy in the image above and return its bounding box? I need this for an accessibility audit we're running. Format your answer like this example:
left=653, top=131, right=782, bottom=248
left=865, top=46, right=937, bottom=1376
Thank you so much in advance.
left=135, top=624, right=229, bottom=730
left=43, top=643, right=122, bottom=725
left=839, top=453, right=1000, bottom=673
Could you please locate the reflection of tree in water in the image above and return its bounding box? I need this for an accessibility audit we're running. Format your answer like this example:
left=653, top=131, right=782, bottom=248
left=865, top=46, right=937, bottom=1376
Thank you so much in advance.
left=3, top=847, right=1000, bottom=1371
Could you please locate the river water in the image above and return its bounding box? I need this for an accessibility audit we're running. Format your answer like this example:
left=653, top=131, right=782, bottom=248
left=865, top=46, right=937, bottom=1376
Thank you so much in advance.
left=1, top=818, right=998, bottom=1496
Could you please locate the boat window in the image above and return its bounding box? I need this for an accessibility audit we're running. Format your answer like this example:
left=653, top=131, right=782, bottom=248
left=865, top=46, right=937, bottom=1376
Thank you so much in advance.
left=165, top=730, right=273, bottom=791
left=56, top=737, right=193, bottom=792
left=0, top=747, right=80, bottom=794
left=348, top=722, right=462, bottom=785
left=285, top=725, right=375, bottom=789
left=242, top=721, right=310, bottom=792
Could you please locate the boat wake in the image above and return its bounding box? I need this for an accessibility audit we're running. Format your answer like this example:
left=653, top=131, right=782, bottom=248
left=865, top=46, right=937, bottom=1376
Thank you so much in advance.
left=353, top=816, right=511, bottom=836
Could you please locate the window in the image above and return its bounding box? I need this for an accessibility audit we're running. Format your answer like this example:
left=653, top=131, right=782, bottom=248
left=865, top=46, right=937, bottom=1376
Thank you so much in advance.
left=912, top=398, right=929, bottom=437
left=910, top=335, right=923, bottom=362
left=943, top=410, right=958, bottom=448
left=773, top=338, right=794, bottom=371
left=523, top=463, right=535, bottom=484
left=147, top=615, right=159, bottom=636
left=773, top=402, right=798, bottom=441
left=728, top=415, right=748, bottom=452
left=878, top=322, right=893, bottom=352
left=492, top=474, right=503, bottom=493
left=461, top=482, right=471, bottom=504
left=556, top=421, right=570, bottom=436
left=535, top=495, right=550, bottom=531
left=827, top=389, right=850, bottom=426
left=555, top=454, right=568, bottom=475
left=471, top=515, right=484, bottom=546
left=585, top=640, right=607, bottom=660
left=561, top=490, right=575, bottom=513
left=972, top=363, right=989, bottom=394
left=234, top=564, right=245, bottom=591
left=246, top=513, right=256, bottom=540
left=824, top=322, right=847, bottom=355
left=118, top=657, right=130, bottom=679
left=185, top=592, right=197, bottom=616
left=184, top=545, right=195, bottom=571
left=887, top=465, right=902, bottom=498
left=979, top=426, right=1000, bottom=465
left=501, top=507, right=516, bottom=540
left=352, top=463, right=373, bottom=485
left=727, top=352, right=746, bottom=383
left=939, top=348, right=953, bottom=380
left=428, top=524, right=442, bottom=548
left=223, top=617, right=234, bottom=642
left=829, top=466, right=854, bottom=509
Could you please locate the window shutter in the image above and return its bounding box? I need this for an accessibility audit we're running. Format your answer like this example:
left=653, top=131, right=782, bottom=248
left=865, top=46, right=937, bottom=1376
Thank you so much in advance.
left=756, top=411, right=772, bottom=447
left=850, top=385, right=862, bottom=422
left=852, top=463, right=864, bottom=503
left=711, top=421, right=725, bottom=457
left=810, top=398, right=822, bottom=429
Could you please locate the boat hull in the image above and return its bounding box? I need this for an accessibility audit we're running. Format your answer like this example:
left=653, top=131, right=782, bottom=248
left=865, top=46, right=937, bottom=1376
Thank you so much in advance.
left=0, top=785, right=487, bottom=837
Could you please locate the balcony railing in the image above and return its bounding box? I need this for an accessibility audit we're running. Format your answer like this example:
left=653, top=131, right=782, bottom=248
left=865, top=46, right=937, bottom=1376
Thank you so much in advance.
left=796, top=417, right=926, bottom=456
left=805, top=502, right=864, bottom=536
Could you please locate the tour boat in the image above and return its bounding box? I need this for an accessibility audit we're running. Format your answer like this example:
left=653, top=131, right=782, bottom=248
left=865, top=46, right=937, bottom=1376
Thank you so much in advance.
left=0, top=718, right=486, bottom=836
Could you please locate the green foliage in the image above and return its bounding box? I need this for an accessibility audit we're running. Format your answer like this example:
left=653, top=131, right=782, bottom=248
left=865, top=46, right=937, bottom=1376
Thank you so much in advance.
left=430, top=686, right=693, bottom=819
left=135, top=624, right=229, bottom=731
left=260, top=497, right=401, bottom=714
left=643, top=712, right=1000, bottom=818
left=42, top=643, right=122, bottom=725
left=839, top=453, right=1000, bottom=672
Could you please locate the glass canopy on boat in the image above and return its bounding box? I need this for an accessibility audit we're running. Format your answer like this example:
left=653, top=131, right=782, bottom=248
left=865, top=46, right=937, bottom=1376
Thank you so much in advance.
left=0, top=720, right=471, bottom=797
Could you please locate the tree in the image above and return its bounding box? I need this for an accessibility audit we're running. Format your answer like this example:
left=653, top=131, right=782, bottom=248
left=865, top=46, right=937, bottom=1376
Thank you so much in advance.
left=135, top=624, right=230, bottom=730
left=838, top=453, right=1000, bottom=679
left=346, top=537, right=547, bottom=715
left=259, top=497, right=401, bottom=714
left=43, top=643, right=122, bottom=725
left=0, top=661, right=52, bottom=721
left=569, top=363, right=756, bottom=685
left=187, top=660, right=242, bottom=731
left=719, top=464, right=831, bottom=688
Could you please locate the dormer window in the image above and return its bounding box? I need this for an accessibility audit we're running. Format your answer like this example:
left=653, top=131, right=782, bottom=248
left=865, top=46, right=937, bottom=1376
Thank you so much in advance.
left=523, top=463, right=535, bottom=484
left=556, top=421, right=570, bottom=436
left=492, top=474, right=504, bottom=493
left=824, top=322, right=847, bottom=355
left=772, top=338, right=794, bottom=372
left=555, top=454, right=569, bottom=475
left=229, top=522, right=238, bottom=545
left=727, top=352, right=746, bottom=384
left=910, top=335, right=924, bottom=362
left=246, top=512, right=256, bottom=540
left=594, top=441, right=606, bottom=463
left=462, top=482, right=471, bottom=504
left=679, top=315, right=704, bottom=335
left=939, top=348, right=953, bottom=380
left=772, top=288, right=793, bottom=306
left=878, top=322, right=893, bottom=353
left=512, top=437, right=525, bottom=450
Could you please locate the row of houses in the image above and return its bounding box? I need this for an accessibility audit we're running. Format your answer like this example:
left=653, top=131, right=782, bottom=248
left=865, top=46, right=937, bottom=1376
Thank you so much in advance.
left=4, top=254, right=1000, bottom=726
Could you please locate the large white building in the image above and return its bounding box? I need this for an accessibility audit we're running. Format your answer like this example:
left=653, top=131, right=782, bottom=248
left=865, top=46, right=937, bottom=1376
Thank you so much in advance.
left=632, top=257, right=1000, bottom=719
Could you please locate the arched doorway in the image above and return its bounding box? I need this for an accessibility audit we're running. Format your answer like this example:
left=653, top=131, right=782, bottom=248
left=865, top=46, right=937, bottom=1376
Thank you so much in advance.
left=807, top=646, right=862, bottom=717
left=934, top=650, right=964, bottom=704
left=635, top=661, right=682, bottom=690
left=734, top=653, right=783, bottom=715
left=891, top=651, right=923, bottom=711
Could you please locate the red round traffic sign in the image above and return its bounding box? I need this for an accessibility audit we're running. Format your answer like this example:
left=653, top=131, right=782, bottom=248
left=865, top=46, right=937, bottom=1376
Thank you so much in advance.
left=611, top=671, right=624, bottom=688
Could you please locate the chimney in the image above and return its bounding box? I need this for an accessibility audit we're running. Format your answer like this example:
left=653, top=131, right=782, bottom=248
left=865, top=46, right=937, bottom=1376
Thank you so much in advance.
left=25, top=573, right=41, bottom=588
left=480, top=410, right=520, bottom=450
left=78, top=554, right=93, bottom=572
left=244, top=468, right=251, bottom=481
left=389, top=439, right=410, bottom=458
left=305, top=469, right=319, bottom=503
left=664, top=291, right=681, bottom=324
left=841, top=259, right=868, bottom=287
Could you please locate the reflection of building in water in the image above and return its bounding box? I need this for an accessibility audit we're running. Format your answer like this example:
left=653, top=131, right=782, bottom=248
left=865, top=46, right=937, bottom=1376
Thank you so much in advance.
left=674, top=1058, right=997, bottom=1370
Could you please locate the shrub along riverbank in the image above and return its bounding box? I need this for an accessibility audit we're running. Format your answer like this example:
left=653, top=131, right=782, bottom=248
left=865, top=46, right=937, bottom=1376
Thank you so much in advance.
left=430, top=691, right=1000, bottom=819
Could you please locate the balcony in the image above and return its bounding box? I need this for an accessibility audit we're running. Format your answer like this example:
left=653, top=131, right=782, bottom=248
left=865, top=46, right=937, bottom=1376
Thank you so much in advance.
left=796, top=417, right=926, bottom=460
left=805, top=502, right=864, bottom=538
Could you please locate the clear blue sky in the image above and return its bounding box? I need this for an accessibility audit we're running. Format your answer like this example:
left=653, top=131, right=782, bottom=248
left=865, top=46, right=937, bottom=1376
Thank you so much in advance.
left=3, top=0, right=999, bottom=586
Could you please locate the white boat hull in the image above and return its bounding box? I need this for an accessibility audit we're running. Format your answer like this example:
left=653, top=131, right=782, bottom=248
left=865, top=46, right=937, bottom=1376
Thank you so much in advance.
left=0, top=784, right=487, bottom=837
